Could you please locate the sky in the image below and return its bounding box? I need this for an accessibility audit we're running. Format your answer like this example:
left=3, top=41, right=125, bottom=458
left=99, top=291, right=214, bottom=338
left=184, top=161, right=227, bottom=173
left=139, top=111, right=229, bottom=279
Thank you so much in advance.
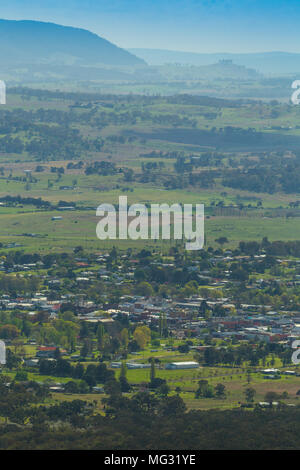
left=1, top=0, right=300, bottom=53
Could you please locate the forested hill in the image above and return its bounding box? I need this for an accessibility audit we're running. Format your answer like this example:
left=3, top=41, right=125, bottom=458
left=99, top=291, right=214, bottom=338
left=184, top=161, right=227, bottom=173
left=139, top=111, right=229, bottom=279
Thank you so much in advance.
left=0, top=19, right=145, bottom=66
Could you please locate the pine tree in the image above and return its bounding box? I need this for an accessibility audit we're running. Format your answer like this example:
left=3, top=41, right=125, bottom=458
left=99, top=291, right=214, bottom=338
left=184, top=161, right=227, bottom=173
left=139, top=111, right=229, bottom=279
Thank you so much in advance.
left=162, top=313, right=168, bottom=338
left=97, top=324, right=105, bottom=349
left=150, top=358, right=156, bottom=384
left=159, top=313, right=163, bottom=337
left=119, top=361, right=131, bottom=392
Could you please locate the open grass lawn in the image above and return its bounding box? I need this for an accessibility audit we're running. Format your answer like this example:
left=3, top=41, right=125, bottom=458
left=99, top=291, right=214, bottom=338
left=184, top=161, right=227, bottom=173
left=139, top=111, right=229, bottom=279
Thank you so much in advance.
left=1, top=207, right=300, bottom=252
left=5, top=341, right=300, bottom=412
left=112, top=367, right=300, bottom=410
left=181, top=374, right=300, bottom=410
left=5, top=365, right=300, bottom=412
left=49, top=392, right=106, bottom=413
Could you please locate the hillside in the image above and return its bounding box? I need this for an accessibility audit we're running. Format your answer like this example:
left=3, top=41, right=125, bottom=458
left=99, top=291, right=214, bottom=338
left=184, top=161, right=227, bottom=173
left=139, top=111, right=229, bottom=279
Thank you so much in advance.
left=0, top=19, right=145, bottom=67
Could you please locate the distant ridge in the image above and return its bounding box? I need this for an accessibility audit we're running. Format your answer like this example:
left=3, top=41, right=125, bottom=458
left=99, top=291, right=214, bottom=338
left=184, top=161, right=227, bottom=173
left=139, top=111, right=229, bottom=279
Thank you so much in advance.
left=128, top=49, right=300, bottom=74
left=0, top=19, right=145, bottom=66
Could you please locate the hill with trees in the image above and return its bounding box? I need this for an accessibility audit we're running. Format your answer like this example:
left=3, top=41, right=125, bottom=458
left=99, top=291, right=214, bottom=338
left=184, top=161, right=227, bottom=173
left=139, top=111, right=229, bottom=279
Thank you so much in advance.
left=0, top=19, right=145, bottom=67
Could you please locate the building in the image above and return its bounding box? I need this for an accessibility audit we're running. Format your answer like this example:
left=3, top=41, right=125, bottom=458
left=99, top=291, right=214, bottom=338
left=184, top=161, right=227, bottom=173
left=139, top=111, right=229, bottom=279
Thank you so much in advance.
left=165, top=361, right=199, bottom=370
left=36, top=346, right=58, bottom=359
left=126, top=363, right=151, bottom=369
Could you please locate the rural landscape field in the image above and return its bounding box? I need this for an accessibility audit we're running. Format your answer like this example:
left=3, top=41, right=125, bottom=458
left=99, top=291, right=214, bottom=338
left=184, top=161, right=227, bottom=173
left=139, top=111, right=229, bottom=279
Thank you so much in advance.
left=2, top=88, right=300, bottom=252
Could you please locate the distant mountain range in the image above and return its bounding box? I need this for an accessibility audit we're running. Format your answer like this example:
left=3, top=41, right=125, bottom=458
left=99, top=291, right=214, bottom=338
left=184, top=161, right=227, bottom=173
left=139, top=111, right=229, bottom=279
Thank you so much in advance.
left=0, top=18, right=299, bottom=85
left=128, top=49, right=300, bottom=74
left=0, top=19, right=145, bottom=67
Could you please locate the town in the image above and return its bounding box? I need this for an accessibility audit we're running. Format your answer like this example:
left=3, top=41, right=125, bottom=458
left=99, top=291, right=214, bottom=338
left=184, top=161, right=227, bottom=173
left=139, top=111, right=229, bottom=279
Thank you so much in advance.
left=1, top=238, right=300, bottom=416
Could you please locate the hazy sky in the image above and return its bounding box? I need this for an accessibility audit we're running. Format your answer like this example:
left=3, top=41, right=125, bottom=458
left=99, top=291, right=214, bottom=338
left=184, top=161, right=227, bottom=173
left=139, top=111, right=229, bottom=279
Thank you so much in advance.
left=1, top=0, right=300, bottom=53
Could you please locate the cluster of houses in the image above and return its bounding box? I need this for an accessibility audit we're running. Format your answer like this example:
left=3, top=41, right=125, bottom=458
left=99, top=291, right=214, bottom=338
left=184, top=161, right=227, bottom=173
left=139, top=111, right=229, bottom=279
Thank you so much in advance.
left=1, top=280, right=300, bottom=352
left=1, top=250, right=300, bottom=362
left=112, top=295, right=300, bottom=347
